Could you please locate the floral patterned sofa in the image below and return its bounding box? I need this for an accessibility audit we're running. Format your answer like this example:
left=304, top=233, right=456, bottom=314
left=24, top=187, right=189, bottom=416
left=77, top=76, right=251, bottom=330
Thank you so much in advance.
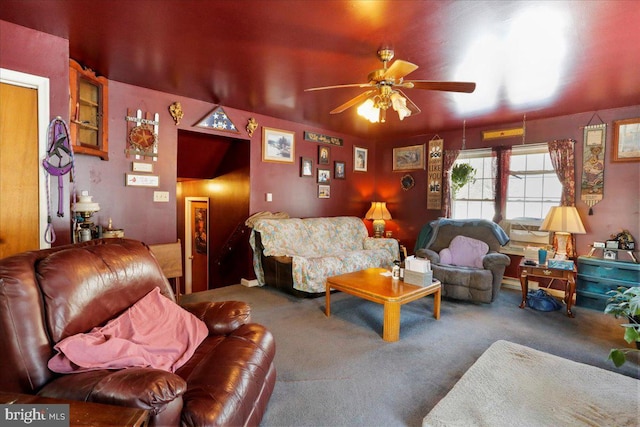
left=249, top=216, right=399, bottom=297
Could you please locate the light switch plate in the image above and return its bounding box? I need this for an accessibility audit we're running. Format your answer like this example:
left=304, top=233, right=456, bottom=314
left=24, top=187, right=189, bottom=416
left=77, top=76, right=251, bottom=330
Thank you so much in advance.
left=153, top=191, right=169, bottom=202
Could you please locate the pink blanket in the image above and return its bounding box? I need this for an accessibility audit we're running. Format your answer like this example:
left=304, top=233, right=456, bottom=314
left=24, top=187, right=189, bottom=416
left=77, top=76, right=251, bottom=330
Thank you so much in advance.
left=48, top=287, right=208, bottom=373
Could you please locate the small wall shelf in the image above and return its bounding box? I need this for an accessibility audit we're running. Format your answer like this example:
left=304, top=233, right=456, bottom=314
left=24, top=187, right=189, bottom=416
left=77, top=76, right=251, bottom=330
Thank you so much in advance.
left=69, top=59, right=109, bottom=160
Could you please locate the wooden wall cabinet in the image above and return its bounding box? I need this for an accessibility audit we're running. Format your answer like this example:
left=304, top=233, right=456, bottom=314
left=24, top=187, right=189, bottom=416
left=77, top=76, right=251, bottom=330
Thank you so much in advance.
left=69, top=59, right=109, bottom=160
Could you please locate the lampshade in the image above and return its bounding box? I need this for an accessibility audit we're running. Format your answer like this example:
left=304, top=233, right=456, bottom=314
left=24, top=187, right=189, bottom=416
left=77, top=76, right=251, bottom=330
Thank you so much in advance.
left=540, top=206, right=586, bottom=234
left=357, top=99, right=380, bottom=123
left=365, top=202, right=392, bottom=238
left=365, top=202, right=392, bottom=221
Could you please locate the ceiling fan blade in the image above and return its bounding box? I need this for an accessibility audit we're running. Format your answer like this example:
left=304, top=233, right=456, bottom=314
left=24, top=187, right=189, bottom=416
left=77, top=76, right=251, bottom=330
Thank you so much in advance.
left=305, top=83, right=373, bottom=92
left=397, top=90, right=421, bottom=115
left=330, top=89, right=377, bottom=114
left=383, top=60, right=419, bottom=82
left=403, top=80, right=476, bottom=93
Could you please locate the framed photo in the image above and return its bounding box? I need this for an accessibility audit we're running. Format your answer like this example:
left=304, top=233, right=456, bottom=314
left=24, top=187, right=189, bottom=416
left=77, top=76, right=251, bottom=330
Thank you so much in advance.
left=317, top=168, right=330, bottom=184
left=318, top=184, right=330, bottom=199
left=393, top=144, right=425, bottom=171
left=334, top=161, right=346, bottom=179
left=262, top=127, right=295, bottom=163
left=612, top=117, right=640, bottom=162
left=605, top=240, right=619, bottom=249
left=318, top=145, right=330, bottom=165
left=300, top=157, right=313, bottom=177
left=354, top=146, right=368, bottom=172
left=603, top=249, right=617, bottom=260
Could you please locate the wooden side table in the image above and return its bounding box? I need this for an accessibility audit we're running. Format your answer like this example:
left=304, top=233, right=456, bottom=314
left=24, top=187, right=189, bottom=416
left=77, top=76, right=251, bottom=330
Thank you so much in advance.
left=518, top=260, right=577, bottom=317
left=0, top=391, right=149, bottom=426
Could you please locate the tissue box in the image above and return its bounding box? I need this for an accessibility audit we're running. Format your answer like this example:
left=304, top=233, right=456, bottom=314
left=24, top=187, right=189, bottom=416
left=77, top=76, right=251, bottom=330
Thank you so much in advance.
left=548, top=259, right=575, bottom=270
left=403, top=270, right=433, bottom=287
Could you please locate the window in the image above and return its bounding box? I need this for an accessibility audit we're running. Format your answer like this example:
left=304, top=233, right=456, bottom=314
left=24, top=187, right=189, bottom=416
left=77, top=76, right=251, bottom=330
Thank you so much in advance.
left=506, top=144, right=561, bottom=219
left=452, top=149, right=495, bottom=220
left=451, top=144, right=562, bottom=221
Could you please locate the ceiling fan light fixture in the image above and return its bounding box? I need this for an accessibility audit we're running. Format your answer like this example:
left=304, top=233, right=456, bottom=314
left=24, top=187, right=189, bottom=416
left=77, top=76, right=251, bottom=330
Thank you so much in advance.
left=357, top=98, right=380, bottom=123
left=390, top=92, right=411, bottom=120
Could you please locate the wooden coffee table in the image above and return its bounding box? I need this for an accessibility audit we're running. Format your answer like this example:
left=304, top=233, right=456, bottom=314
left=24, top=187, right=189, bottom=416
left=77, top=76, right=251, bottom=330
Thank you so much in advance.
left=325, top=268, right=441, bottom=342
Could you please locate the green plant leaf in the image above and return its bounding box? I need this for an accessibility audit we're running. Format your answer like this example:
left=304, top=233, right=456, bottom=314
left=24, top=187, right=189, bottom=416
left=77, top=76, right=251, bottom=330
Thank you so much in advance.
left=623, top=325, right=640, bottom=344
left=608, top=349, right=626, bottom=367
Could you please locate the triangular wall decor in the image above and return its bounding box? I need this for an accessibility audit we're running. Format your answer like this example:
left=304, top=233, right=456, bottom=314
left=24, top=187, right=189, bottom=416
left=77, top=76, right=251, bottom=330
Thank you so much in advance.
left=195, top=106, right=239, bottom=133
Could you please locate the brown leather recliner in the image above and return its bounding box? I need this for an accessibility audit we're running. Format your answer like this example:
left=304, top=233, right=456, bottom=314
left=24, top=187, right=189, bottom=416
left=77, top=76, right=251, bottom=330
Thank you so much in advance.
left=0, top=238, right=276, bottom=426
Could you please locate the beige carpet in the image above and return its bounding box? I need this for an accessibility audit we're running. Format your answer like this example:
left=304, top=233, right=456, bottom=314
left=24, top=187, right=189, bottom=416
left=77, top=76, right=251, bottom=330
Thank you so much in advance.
left=423, top=340, right=640, bottom=427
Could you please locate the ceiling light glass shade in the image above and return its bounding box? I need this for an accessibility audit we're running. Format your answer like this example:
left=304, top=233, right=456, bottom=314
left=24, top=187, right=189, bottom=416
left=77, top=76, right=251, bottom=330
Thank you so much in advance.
left=357, top=98, right=380, bottom=123
left=390, top=92, right=411, bottom=120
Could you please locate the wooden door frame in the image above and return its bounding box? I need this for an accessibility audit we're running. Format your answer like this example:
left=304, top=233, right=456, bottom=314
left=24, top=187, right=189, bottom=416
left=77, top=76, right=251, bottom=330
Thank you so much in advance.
left=0, top=68, right=50, bottom=249
left=184, top=196, right=209, bottom=294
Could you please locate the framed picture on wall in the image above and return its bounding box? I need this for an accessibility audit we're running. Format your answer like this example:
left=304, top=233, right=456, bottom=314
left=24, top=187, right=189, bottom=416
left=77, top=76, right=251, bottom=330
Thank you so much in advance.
left=334, top=161, right=346, bottom=179
left=300, top=157, right=313, bottom=177
left=393, top=144, right=425, bottom=171
left=354, top=146, right=368, bottom=172
left=318, top=145, right=330, bottom=165
left=262, top=127, right=295, bottom=163
left=317, top=168, right=330, bottom=184
left=612, top=117, right=640, bottom=162
left=318, top=185, right=330, bottom=199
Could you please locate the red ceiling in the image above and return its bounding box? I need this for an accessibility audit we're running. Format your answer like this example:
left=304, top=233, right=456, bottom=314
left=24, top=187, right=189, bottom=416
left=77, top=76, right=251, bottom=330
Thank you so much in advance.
left=2, top=0, right=639, bottom=139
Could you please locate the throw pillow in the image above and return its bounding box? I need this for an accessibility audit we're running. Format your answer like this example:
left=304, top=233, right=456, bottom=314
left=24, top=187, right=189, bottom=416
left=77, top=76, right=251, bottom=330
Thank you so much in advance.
left=439, top=235, right=489, bottom=268
left=48, top=287, right=208, bottom=373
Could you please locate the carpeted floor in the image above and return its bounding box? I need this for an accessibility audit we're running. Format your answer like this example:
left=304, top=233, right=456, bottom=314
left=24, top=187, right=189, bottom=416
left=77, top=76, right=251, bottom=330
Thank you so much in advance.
left=181, top=285, right=640, bottom=427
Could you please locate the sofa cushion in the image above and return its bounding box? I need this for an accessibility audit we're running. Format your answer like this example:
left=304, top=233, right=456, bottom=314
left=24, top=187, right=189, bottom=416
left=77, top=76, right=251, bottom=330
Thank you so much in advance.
left=48, top=287, right=208, bottom=373
left=439, top=235, right=489, bottom=268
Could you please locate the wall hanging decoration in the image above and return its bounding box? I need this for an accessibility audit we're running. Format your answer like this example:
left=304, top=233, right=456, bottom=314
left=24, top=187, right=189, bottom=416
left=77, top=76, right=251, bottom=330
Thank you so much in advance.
left=392, top=144, right=425, bottom=171
left=401, top=174, right=415, bottom=191
left=318, top=185, right=330, bottom=198
left=195, top=106, right=239, bottom=133
left=482, top=127, right=524, bottom=141
left=168, top=102, right=183, bottom=125
left=303, top=131, right=343, bottom=146
left=318, top=145, right=330, bottom=165
left=126, top=109, right=159, bottom=160
left=246, top=117, right=258, bottom=137
left=427, top=136, right=443, bottom=210
left=43, top=117, right=76, bottom=243
left=612, top=117, right=640, bottom=162
left=581, top=122, right=606, bottom=215
left=262, top=127, right=295, bottom=163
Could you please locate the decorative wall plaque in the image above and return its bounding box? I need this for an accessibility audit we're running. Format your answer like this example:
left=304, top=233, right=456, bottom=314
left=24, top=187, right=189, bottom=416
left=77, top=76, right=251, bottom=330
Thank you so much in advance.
left=195, top=106, right=239, bottom=133
left=126, top=109, right=159, bottom=160
left=427, top=138, right=443, bottom=210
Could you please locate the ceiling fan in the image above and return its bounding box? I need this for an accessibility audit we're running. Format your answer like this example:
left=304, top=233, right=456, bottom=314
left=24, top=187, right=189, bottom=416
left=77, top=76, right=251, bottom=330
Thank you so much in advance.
left=305, top=48, right=476, bottom=123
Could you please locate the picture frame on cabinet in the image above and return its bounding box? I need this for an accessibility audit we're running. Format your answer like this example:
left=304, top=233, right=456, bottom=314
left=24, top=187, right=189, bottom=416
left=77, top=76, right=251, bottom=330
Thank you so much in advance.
left=603, top=249, right=617, bottom=260
left=612, top=117, right=640, bottom=162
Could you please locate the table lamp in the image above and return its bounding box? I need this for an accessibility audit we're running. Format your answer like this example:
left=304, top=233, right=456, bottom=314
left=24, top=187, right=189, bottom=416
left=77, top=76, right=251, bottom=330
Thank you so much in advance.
left=365, top=202, right=392, bottom=238
left=539, top=206, right=586, bottom=259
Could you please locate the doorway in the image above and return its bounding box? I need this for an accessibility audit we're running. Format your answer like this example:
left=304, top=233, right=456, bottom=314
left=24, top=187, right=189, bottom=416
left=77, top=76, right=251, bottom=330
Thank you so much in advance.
left=0, top=69, right=50, bottom=257
left=184, top=197, right=209, bottom=294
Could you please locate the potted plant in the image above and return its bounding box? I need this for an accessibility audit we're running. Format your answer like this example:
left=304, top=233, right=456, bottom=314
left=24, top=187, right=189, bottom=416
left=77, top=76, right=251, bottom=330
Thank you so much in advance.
left=451, top=163, right=476, bottom=198
left=604, top=286, right=640, bottom=367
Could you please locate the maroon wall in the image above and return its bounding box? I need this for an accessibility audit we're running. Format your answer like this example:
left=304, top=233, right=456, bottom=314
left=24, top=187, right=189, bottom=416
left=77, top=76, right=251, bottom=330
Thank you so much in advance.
left=376, top=106, right=640, bottom=255
left=3, top=20, right=639, bottom=263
